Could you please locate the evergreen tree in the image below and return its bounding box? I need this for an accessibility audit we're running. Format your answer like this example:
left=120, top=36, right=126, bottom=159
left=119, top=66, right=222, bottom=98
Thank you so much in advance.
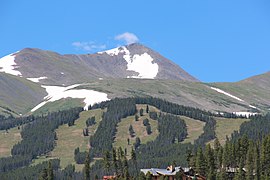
left=103, top=150, right=111, bottom=175
left=47, top=161, right=54, bottom=180
left=131, top=148, right=138, bottom=175
left=38, top=168, right=48, bottom=180
left=146, top=105, right=149, bottom=113
left=138, top=172, right=146, bottom=180
left=139, top=108, right=144, bottom=116
left=205, top=144, right=216, bottom=180
left=143, top=118, right=150, bottom=126
left=146, top=172, right=152, bottom=180
left=84, top=151, right=90, bottom=180
left=216, top=167, right=227, bottom=180
left=134, top=137, right=141, bottom=149
left=246, top=141, right=254, bottom=180
left=112, top=148, right=118, bottom=176
left=254, top=143, right=261, bottom=180
left=135, top=114, right=139, bottom=121
left=235, top=158, right=245, bottom=180
left=195, top=147, right=206, bottom=176
left=129, top=124, right=135, bottom=137
left=146, top=124, right=152, bottom=135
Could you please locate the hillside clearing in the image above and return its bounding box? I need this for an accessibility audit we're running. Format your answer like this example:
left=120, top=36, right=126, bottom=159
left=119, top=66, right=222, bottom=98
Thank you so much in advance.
left=0, top=127, right=21, bottom=157
left=113, top=105, right=159, bottom=157
left=212, top=117, right=249, bottom=145
left=32, top=109, right=104, bottom=171
left=181, top=116, right=205, bottom=144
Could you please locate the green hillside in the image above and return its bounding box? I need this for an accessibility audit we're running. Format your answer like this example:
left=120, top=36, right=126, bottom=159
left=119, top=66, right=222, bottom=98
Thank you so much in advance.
left=0, top=127, right=21, bottom=157
left=0, top=73, right=46, bottom=116
left=32, top=109, right=104, bottom=170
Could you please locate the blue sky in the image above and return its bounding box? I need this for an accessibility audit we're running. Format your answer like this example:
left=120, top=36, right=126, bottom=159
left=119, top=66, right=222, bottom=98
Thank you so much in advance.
left=1, top=0, right=270, bottom=82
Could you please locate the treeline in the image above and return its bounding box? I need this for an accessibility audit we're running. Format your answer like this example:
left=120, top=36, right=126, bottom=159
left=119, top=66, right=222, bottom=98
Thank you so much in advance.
left=157, top=114, right=187, bottom=144
left=134, top=97, right=216, bottom=146
left=92, top=97, right=217, bottom=145
left=0, top=159, right=60, bottom=180
left=89, top=97, right=219, bottom=177
left=135, top=114, right=189, bottom=168
left=74, top=147, right=89, bottom=164
left=0, top=115, right=35, bottom=130
left=0, top=107, right=82, bottom=172
left=231, top=113, right=270, bottom=141
left=188, top=134, right=270, bottom=180
left=90, top=98, right=137, bottom=157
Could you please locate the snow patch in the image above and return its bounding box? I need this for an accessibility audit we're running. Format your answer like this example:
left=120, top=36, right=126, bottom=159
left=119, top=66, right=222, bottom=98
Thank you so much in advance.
left=233, top=112, right=257, bottom=118
left=27, top=76, right=48, bottom=83
left=210, top=87, right=244, bottom=102
left=99, top=47, right=124, bottom=56
left=0, top=52, right=22, bottom=76
left=121, top=47, right=158, bottom=79
left=99, top=46, right=159, bottom=78
left=249, top=105, right=257, bottom=109
left=31, top=84, right=109, bottom=112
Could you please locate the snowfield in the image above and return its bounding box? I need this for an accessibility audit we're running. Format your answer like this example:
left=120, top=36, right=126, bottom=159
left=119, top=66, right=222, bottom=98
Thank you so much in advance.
left=233, top=112, right=257, bottom=118
left=0, top=52, right=22, bottom=76
left=210, top=86, right=259, bottom=112
left=99, top=47, right=123, bottom=56
left=27, top=76, right=48, bottom=83
left=99, top=46, right=159, bottom=79
left=210, top=87, right=244, bottom=102
left=31, top=84, right=109, bottom=112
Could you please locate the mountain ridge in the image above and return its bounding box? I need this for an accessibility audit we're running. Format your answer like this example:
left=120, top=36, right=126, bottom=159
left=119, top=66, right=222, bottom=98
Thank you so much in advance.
left=8, top=43, right=198, bottom=85
left=0, top=44, right=269, bottom=115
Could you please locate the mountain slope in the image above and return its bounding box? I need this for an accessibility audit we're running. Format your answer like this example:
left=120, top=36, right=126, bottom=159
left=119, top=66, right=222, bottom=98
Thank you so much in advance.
left=210, top=71, right=270, bottom=112
left=7, top=43, right=198, bottom=86
left=0, top=44, right=269, bottom=115
left=0, top=73, right=46, bottom=115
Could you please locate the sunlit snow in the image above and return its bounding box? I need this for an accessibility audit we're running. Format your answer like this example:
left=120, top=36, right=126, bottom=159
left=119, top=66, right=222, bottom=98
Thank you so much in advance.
left=210, top=87, right=244, bottom=102
left=27, top=76, right=48, bottom=83
left=0, top=52, right=22, bottom=76
left=98, top=47, right=124, bottom=56
left=233, top=112, right=257, bottom=118
left=249, top=105, right=257, bottom=109
left=98, top=46, right=159, bottom=79
left=31, top=84, right=109, bottom=112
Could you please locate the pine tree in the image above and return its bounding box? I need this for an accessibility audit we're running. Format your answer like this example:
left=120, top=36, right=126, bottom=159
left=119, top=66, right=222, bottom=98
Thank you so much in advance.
left=129, top=124, right=135, bottom=137
left=195, top=147, right=206, bottom=176
left=235, top=158, right=245, bottom=180
left=205, top=144, right=216, bottom=180
left=254, top=143, right=261, bottom=180
left=139, top=108, right=144, bottom=116
left=146, top=105, right=149, bottom=113
left=134, top=137, right=141, bottom=149
left=103, top=150, right=111, bottom=175
left=38, top=168, right=48, bottom=180
left=112, top=148, right=118, bottom=176
left=84, top=151, right=90, bottom=180
left=138, top=172, right=146, bottom=180
left=123, top=156, right=129, bottom=179
left=246, top=141, right=254, bottom=180
left=216, top=167, right=227, bottom=180
left=146, top=172, right=152, bottom=180
left=146, top=125, right=152, bottom=135
left=135, top=114, right=139, bottom=121
left=47, top=161, right=54, bottom=180
left=131, top=148, right=138, bottom=175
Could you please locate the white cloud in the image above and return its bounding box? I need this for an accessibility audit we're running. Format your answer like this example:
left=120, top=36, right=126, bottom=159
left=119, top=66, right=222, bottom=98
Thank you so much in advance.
left=115, top=32, right=139, bottom=44
left=72, top=41, right=106, bottom=52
